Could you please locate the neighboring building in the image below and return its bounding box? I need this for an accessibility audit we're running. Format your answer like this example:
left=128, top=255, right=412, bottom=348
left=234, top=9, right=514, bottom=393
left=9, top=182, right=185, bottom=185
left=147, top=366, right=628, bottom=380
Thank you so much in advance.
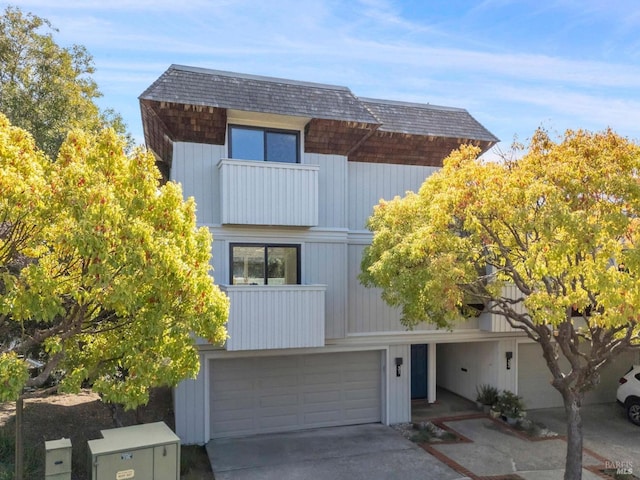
left=140, top=65, right=637, bottom=444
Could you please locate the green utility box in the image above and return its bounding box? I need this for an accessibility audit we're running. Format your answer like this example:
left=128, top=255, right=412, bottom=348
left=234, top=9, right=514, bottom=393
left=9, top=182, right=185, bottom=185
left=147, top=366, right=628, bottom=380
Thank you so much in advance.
left=87, top=421, right=180, bottom=480
left=45, top=437, right=72, bottom=480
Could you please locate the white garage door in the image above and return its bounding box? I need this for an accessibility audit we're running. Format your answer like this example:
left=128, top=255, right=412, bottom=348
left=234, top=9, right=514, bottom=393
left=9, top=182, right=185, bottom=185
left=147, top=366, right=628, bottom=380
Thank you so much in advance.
left=518, top=343, right=638, bottom=409
left=210, top=351, right=382, bottom=438
left=517, top=343, right=564, bottom=409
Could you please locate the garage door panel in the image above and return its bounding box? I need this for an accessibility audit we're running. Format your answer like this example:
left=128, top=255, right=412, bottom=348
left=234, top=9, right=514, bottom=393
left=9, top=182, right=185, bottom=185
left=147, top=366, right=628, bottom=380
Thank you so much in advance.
left=302, top=355, right=337, bottom=367
left=259, top=365, right=300, bottom=378
left=302, top=383, right=342, bottom=394
left=259, top=414, right=300, bottom=429
left=212, top=407, right=253, bottom=422
left=584, top=351, right=637, bottom=403
left=214, top=418, right=254, bottom=436
left=304, top=393, right=342, bottom=406
left=268, top=358, right=297, bottom=368
left=346, top=409, right=379, bottom=421
left=213, top=359, right=254, bottom=375
left=347, top=379, right=379, bottom=388
left=257, top=375, right=298, bottom=389
left=302, top=402, right=342, bottom=414
left=346, top=388, right=378, bottom=401
left=518, top=344, right=569, bottom=409
left=346, top=395, right=379, bottom=408
left=259, top=393, right=299, bottom=408
left=344, top=371, right=376, bottom=382
left=212, top=397, right=255, bottom=411
left=303, top=372, right=341, bottom=385
left=518, top=344, right=639, bottom=409
left=307, top=405, right=342, bottom=418
left=303, top=390, right=341, bottom=403
left=210, top=351, right=381, bottom=438
left=212, top=378, right=254, bottom=393
left=303, top=411, right=342, bottom=424
left=259, top=405, right=298, bottom=418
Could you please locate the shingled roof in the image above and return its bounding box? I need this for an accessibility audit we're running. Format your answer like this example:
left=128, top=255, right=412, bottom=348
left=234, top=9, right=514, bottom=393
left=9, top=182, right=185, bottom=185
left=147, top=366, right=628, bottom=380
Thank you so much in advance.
left=140, top=65, right=379, bottom=124
left=360, top=98, right=498, bottom=143
left=139, top=65, right=498, bottom=174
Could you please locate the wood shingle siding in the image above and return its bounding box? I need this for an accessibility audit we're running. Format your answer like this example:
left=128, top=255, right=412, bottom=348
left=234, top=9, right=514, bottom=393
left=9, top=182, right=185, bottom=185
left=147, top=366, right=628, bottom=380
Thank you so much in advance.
left=139, top=65, right=498, bottom=174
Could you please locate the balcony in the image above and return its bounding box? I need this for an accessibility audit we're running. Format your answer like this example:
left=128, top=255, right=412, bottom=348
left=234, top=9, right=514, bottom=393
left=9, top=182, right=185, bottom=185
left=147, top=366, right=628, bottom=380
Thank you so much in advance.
left=220, top=284, right=326, bottom=351
left=218, top=159, right=319, bottom=226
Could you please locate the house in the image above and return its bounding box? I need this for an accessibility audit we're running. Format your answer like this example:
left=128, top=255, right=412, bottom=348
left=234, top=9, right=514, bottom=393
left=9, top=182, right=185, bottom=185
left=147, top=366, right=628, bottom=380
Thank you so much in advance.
left=139, top=65, right=637, bottom=444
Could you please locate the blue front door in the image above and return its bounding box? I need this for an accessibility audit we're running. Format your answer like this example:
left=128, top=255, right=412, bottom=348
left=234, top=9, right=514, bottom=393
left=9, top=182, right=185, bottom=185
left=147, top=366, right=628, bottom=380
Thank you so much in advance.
left=411, top=344, right=428, bottom=399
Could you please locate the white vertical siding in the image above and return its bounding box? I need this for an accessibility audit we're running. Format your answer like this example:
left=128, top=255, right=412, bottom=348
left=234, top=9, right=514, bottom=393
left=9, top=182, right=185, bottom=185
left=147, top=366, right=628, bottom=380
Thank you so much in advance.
left=436, top=342, right=500, bottom=402
left=427, top=344, right=437, bottom=403
left=305, top=242, right=347, bottom=339
left=218, top=159, right=319, bottom=226
left=174, top=356, right=207, bottom=444
left=171, top=142, right=224, bottom=225
left=348, top=245, right=402, bottom=333
left=479, top=284, right=523, bottom=332
left=305, top=153, right=348, bottom=228
left=210, top=238, right=227, bottom=285
left=387, top=345, right=411, bottom=424
left=347, top=244, right=442, bottom=333
left=497, top=338, right=517, bottom=394
left=221, top=285, right=326, bottom=350
left=346, top=162, right=460, bottom=334
left=348, top=162, right=438, bottom=231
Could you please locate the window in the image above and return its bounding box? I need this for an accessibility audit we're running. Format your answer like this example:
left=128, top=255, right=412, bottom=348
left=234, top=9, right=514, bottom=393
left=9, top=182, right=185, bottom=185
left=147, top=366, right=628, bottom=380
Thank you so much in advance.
left=231, top=244, right=300, bottom=285
left=229, top=125, right=299, bottom=163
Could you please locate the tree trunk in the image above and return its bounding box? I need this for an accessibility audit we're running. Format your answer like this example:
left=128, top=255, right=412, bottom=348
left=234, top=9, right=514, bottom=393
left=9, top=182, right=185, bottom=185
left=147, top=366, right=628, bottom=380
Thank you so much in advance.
left=15, top=396, right=24, bottom=480
left=109, top=402, right=125, bottom=427
left=563, top=392, right=584, bottom=480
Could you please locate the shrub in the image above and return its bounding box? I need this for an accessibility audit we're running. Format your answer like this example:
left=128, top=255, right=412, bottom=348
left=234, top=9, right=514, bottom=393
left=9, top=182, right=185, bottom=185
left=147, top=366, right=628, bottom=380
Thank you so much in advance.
left=476, top=384, right=499, bottom=406
left=496, top=390, right=526, bottom=419
left=0, top=427, right=42, bottom=480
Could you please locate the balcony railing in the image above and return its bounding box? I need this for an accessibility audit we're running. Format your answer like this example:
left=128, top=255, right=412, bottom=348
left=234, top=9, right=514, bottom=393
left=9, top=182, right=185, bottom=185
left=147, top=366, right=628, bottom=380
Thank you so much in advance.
left=218, top=159, right=319, bottom=226
left=220, top=284, right=326, bottom=351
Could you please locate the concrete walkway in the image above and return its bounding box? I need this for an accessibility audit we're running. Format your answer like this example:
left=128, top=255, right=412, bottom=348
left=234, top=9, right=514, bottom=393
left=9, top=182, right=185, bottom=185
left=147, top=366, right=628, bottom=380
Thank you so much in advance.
left=425, top=414, right=607, bottom=479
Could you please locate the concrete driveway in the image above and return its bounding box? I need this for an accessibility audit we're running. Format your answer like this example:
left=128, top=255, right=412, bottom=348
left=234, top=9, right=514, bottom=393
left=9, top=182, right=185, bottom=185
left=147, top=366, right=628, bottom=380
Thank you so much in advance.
left=528, top=401, right=639, bottom=472
left=206, top=423, right=463, bottom=480
left=206, top=401, right=638, bottom=480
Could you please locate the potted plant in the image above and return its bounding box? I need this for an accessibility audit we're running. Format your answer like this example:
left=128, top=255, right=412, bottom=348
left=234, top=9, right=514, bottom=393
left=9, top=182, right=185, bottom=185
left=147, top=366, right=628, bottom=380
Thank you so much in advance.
left=496, top=390, right=526, bottom=425
left=475, top=384, right=499, bottom=413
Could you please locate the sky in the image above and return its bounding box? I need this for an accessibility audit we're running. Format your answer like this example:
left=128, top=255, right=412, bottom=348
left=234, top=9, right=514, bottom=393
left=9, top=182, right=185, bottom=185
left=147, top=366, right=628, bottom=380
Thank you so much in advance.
left=6, top=0, right=640, bottom=158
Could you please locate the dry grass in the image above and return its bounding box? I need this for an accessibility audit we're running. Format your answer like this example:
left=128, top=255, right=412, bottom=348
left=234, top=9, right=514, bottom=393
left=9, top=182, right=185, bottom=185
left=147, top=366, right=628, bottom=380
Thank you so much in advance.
left=0, top=388, right=214, bottom=480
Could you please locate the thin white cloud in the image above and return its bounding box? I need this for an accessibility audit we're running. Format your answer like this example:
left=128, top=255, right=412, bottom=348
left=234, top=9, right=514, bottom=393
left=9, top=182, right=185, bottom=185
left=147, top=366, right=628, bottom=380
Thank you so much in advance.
left=10, top=0, right=227, bottom=11
left=44, top=6, right=640, bottom=94
left=5, top=0, right=640, bottom=148
left=497, top=85, right=640, bottom=135
left=62, top=30, right=640, bottom=94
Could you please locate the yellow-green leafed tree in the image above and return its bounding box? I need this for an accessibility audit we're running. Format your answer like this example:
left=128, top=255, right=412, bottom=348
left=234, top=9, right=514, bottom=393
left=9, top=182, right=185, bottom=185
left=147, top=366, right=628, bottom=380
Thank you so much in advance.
left=361, top=128, right=640, bottom=480
left=0, top=6, right=131, bottom=158
left=0, top=114, right=228, bottom=408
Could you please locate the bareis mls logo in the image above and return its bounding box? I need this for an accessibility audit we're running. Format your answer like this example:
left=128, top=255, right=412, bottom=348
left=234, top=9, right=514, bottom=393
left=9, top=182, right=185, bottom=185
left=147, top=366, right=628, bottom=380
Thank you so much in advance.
left=605, top=460, right=633, bottom=475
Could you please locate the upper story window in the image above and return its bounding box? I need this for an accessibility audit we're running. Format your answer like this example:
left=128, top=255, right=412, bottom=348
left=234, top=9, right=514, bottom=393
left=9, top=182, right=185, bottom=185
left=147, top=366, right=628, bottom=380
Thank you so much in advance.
left=229, top=125, right=299, bottom=163
left=231, top=244, right=300, bottom=285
